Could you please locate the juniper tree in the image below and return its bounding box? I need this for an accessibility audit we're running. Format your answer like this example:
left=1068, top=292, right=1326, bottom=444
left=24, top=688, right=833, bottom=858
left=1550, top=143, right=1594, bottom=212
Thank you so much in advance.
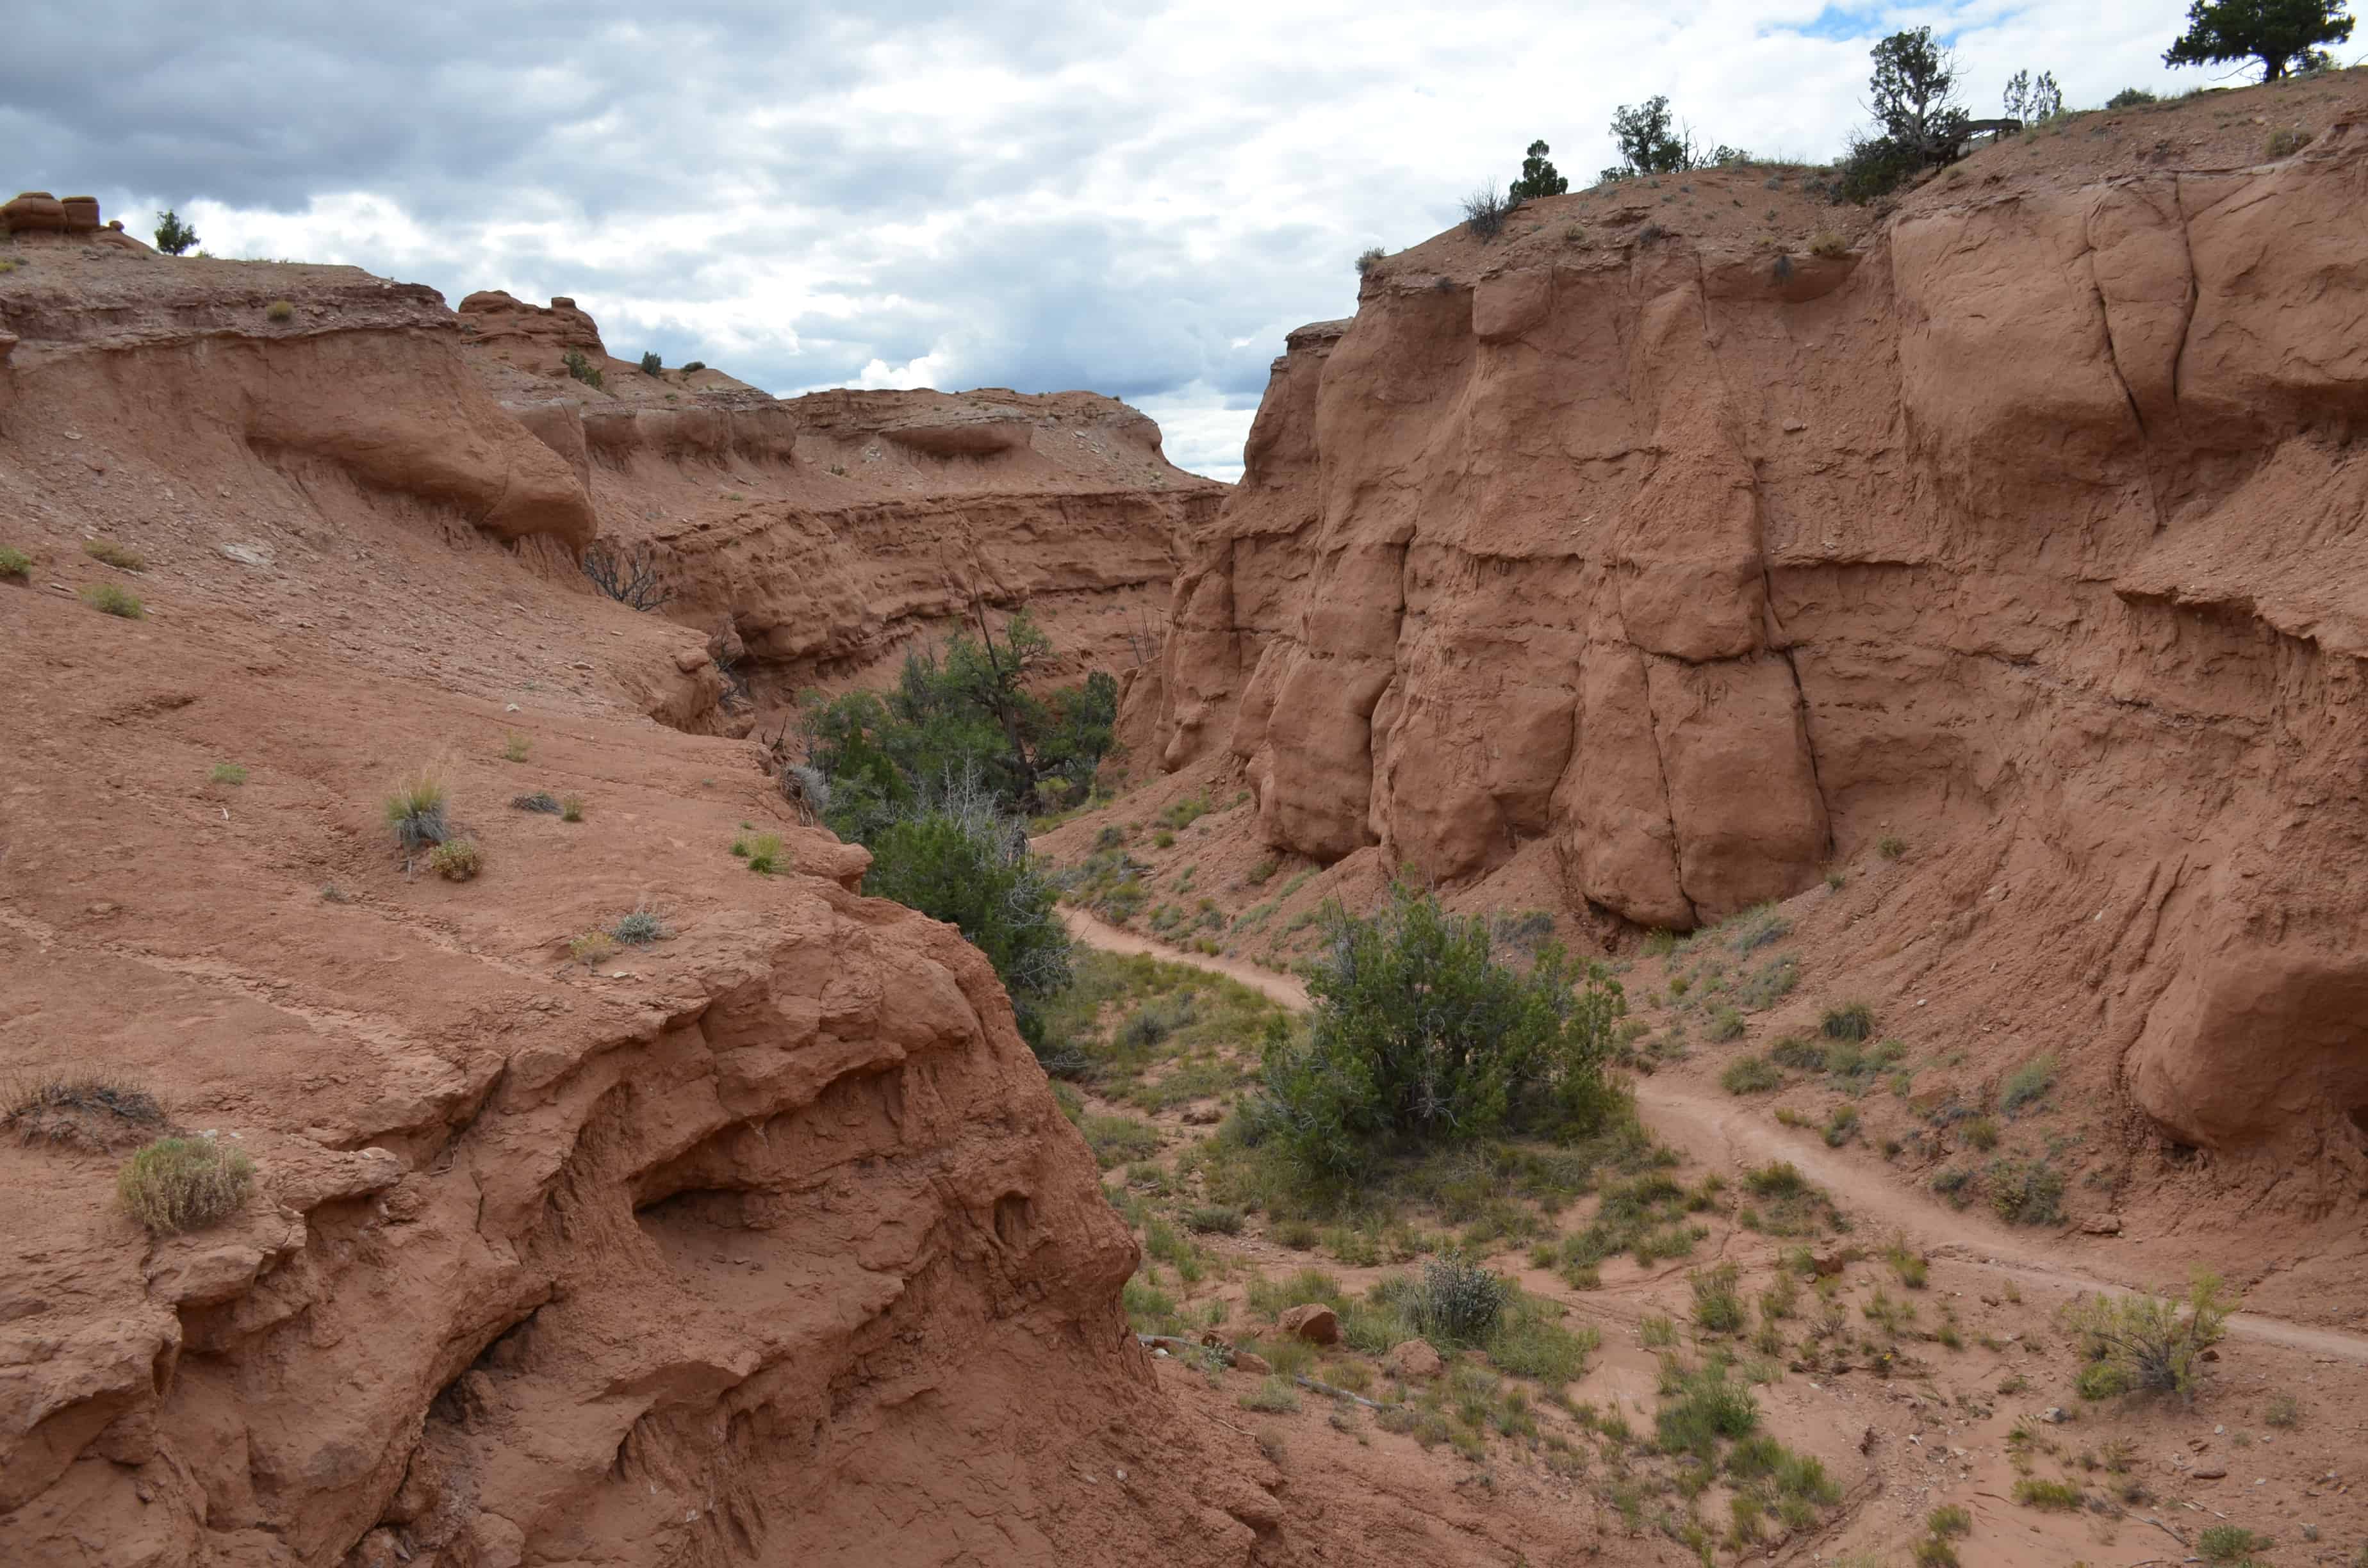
left=2163, top=0, right=2353, bottom=79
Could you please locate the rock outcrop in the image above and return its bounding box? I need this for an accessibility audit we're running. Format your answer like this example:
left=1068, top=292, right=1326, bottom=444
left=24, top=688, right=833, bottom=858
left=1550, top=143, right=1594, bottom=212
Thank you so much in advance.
left=1134, top=84, right=2368, bottom=1159
left=0, top=248, right=1280, bottom=1567
left=454, top=293, right=1224, bottom=723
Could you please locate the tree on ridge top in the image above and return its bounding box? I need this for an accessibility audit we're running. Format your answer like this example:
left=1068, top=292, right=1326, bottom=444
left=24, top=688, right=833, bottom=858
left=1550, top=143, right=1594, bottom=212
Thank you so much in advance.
left=1509, top=140, right=1570, bottom=200
left=2162, top=0, right=2353, bottom=80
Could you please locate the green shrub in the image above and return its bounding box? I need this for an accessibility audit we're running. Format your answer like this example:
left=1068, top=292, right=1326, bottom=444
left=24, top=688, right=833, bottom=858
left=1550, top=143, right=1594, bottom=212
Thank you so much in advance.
left=1768, top=1035, right=1825, bottom=1071
left=153, top=209, right=199, bottom=254
left=1999, top=1054, right=2057, bottom=1116
left=738, top=831, right=787, bottom=874
left=563, top=348, right=604, bottom=388
left=2264, top=1392, right=2300, bottom=1428
left=427, top=838, right=481, bottom=881
left=1821, top=1002, right=1875, bottom=1041
left=862, top=770, right=1072, bottom=1052
left=210, top=763, right=247, bottom=785
left=2199, top=1524, right=2272, bottom=1563
left=265, top=298, right=295, bottom=322
left=1691, top=1262, right=1745, bottom=1333
left=0, top=546, right=29, bottom=580
left=569, top=931, right=618, bottom=966
left=1962, top=1115, right=2000, bottom=1150
left=2059, top=1271, right=2231, bottom=1404
left=383, top=773, right=450, bottom=852
left=1721, top=1055, right=1782, bottom=1095
left=80, top=584, right=144, bottom=618
left=1877, top=835, right=1906, bottom=860
left=2012, top=1478, right=2082, bottom=1511
left=1655, top=1362, right=1759, bottom=1460
left=118, top=1136, right=254, bottom=1234
left=1823, top=1105, right=1858, bottom=1147
left=1987, top=1157, right=2065, bottom=1225
left=1249, top=881, right=1624, bottom=1182
left=1187, top=1204, right=1243, bottom=1234
left=2075, top=1359, right=2132, bottom=1401
left=2105, top=86, right=2157, bottom=108
left=1706, top=1005, right=1745, bottom=1042
left=682, top=360, right=706, bottom=373
left=639, top=350, right=662, bottom=376
left=1928, top=1504, right=1971, bottom=1538
left=1408, top=1255, right=1511, bottom=1345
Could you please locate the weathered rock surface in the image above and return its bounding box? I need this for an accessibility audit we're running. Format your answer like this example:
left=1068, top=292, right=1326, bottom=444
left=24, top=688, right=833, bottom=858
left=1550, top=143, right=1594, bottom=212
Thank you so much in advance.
left=0, top=252, right=1279, bottom=1568
left=1135, top=88, right=2368, bottom=1158
left=454, top=295, right=1224, bottom=725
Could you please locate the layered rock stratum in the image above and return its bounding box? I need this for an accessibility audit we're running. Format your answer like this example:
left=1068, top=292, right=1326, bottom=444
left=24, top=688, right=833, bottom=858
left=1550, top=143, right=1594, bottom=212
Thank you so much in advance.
left=1130, top=80, right=2368, bottom=1168
left=0, top=241, right=1290, bottom=1566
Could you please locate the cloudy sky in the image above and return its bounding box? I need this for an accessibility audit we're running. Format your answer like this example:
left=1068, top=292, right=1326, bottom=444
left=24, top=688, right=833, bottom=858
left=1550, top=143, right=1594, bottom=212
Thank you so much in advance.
left=12, top=1, right=2221, bottom=478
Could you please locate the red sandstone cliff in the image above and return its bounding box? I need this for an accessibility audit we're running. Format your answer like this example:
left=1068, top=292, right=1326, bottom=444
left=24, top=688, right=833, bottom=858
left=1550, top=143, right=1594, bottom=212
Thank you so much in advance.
left=0, top=236, right=1283, bottom=1565
left=454, top=291, right=1223, bottom=726
left=1132, top=78, right=2368, bottom=1165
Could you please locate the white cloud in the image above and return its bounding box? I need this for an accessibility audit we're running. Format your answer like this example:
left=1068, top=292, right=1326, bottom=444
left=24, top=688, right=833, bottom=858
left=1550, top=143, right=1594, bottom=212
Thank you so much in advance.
left=24, top=0, right=2211, bottom=480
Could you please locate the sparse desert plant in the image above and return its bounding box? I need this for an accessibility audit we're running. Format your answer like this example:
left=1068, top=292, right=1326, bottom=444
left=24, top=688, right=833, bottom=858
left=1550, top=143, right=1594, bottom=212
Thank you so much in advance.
left=1355, top=246, right=1386, bottom=275
left=0, top=546, right=29, bottom=580
left=512, top=792, right=562, bottom=813
left=384, top=774, right=450, bottom=854
left=1707, top=1005, right=1745, bottom=1041
left=569, top=930, right=619, bottom=966
left=579, top=539, right=673, bottom=612
left=4, top=1068, right=167, bottom=1151
left=639, top=350, right=662, bottom=376
left=1722, top=1054, right=1782, bottom=1095
left=118, top=1135, right=254, bottom=1234
left=210, top=763, right=247, bottom=785
left=2012, top=1478, right=2082, bottom=1511
left=682, top=360, right=706, bottom=373
left=2199, top=1524, right=2273, bottom=1563
left=2059, top=1271, right=2232, bottom=1404
left=1877, top=835, right=1905, bottom=860
left=1999, top=1053, right=2057, bottom=1116
left=427, top=838, right=480, bottom=881
left=80, top=584, right=144, bottom=618
left=265, top=299, right=294, bottom=322
left=1809, top=230, right=1849, bottom=257
left=2264, top=1391, right=2300, bottom=1428
left=1640, top=1314, right=1678, bottom=1349
left=1239, top=1374, right=1301, bottom=1414
left=1962, top=1115, right=2000, bottom=1150
left=1462, top=185, right=1520, bottom=240
left=84, top=538, right=146, bottom=571
left=1987, top=1156, right=2065, bottom=1225
left=609, top=906, right=669, bottom=946
left=1821, top=1002, right=1875, bottom=1041
left=737, top=831, right=786, bottom=874
left=1187, top=1205, right=1244, bottom=1234
left=563, top=348, right=604, bottom=388
left=560, top=795, right=585, bottom=822
left=1823, top=1104, right=1859, bottom=1147
left=500, top=733, right=530, bottom=763
left=1690, top=1262, right=1746, bottom=1333
left=1887, top=1243, right=1929, bottom=1287
left=2105, top=86, right=2157, bottom=108
left=1410, top=1255, right=1513, bottom=1344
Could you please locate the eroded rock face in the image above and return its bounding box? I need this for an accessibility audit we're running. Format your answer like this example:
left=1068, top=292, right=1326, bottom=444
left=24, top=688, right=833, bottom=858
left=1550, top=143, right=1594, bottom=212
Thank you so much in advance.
left=0, top=252, right=1275, bottom=1566
left=1139, top=106, right=2368, bottom=1154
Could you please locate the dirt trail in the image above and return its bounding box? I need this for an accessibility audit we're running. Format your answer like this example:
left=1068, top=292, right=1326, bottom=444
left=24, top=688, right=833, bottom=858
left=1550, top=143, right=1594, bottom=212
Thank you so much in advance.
left=1056, top=908, right=2368, bottom=1367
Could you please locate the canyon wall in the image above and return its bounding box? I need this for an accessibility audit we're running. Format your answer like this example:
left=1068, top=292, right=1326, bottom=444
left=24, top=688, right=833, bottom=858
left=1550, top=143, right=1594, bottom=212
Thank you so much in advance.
left=1139, top=90, right=2368, bottom=1159
left=0, top=235, right=1277, bottom=1564
left=458, top=293, right=1222, bottom=723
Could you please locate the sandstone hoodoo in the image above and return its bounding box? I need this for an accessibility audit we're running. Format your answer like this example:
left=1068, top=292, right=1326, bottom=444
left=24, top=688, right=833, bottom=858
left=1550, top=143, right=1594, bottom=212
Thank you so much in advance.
left=1130, top=84, right=2368, bottom=1167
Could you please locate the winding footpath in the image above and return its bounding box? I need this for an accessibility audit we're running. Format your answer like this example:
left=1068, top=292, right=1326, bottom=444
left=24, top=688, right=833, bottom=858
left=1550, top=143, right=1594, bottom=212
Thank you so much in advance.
left=1057, top=907, right=2368, bottom=1368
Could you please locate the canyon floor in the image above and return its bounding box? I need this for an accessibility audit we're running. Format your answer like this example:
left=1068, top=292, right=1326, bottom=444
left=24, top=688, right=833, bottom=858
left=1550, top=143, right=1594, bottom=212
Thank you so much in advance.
left=1042, top=894, right=2368, bottom=1568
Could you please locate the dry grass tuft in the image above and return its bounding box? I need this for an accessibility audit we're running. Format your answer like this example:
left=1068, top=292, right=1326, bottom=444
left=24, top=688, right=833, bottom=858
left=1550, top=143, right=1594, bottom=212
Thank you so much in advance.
left=5, top=1068, right=167, bottom=1152
left=118, top=1136, right=255, bottom=1234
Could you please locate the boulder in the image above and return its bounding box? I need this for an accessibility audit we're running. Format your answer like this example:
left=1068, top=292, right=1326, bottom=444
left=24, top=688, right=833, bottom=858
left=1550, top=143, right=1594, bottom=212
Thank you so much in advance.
left=1384, top=1339, right=1443, bottom=1380
left=1276, top=1304, right=1338, bottom=1345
